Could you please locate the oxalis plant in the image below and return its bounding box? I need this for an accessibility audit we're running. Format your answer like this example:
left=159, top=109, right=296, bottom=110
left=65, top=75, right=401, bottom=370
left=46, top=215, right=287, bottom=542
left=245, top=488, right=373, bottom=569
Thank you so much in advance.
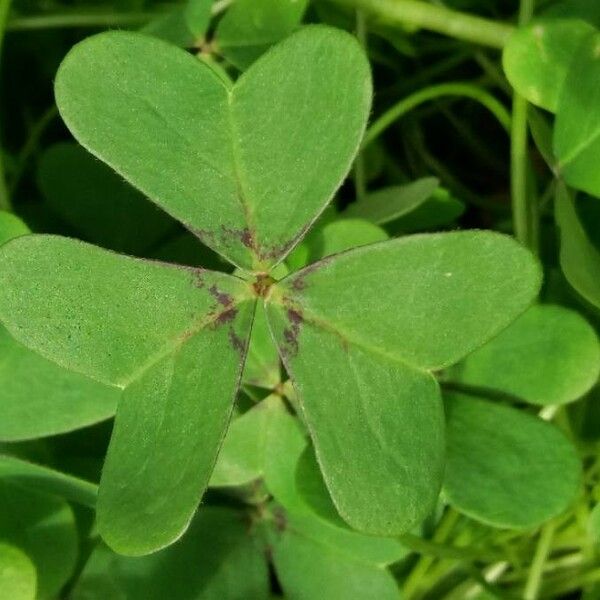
left=0, top=25, right=544, bottom=554
left=2, top=0, right=600, bottom=599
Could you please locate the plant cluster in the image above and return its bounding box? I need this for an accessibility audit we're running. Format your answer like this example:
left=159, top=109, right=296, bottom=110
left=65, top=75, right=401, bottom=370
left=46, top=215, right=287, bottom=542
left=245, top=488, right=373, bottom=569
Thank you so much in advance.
left=1, top=0, right=600, bottom=598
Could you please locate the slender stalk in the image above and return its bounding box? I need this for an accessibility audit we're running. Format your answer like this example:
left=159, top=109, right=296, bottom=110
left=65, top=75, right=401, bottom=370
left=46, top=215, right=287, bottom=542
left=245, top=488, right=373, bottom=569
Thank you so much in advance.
left=0, top=0, right=12, bottom=211
left=10, top=105, right=57, bottom=195
left=329, top=0, right=514, bottom=49
left=510, top=0, right=537, bottom=252
left=524, top=522, right=556, bottom=599
left=6, top=10, right=164, bottom=31
left=6, top=1, right=231, bottom=31
left=364, top=82, right=511, bottom=148
left=403, top=509, right=461, bottom=599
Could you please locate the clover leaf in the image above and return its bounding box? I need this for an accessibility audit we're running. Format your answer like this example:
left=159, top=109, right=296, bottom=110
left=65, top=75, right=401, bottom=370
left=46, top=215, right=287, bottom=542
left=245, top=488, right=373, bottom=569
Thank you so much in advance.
left=0, top=26, right=541, bottom=555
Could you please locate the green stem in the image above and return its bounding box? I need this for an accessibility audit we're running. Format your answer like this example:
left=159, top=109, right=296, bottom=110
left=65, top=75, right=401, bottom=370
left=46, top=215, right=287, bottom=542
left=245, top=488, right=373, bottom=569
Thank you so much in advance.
left=364, top=82, right=511, bottom=148
left=524, top=522, right=555, bottom=600
left=10, top=105, right=57, bottom=195
left=329, top=0, right=514, bottom=49
left=6, top=10, right=163, bottom=31
left=510, top=0, right=537, bottom=253
left=7, top=0, right=231, bottom=31
left=403, top=509, right=461, bottom=599
left=0, top=0, right=12, bottom=211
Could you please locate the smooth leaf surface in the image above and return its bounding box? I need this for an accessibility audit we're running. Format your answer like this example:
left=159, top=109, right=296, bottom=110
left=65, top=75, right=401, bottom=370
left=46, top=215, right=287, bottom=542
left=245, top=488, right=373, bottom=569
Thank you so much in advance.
left=309, top=219, right=389, bottom=260
left=0, top=543, right=36, bottom=600
left=0, top=325, right=119, bottom=440
left=503, top=20, right=594, bottom=112
left=0, top=211, right=29, bottom=245
left=242, top=303, right=281, bottom=388
left=555, top=184, right=600, bottom=308
left=38, top=143, right=175, bottom=255
left=210, top=398, right=270, bottom=487
left=215, top=0, right=308, bottom=70
left=0, top=235, right=252, bottom=386
left=73, top=508, right=269, bottom=600
left=343, top=178, right=439, bottom=224
left=390, top=187, right=465, bottom=234
left=97, top=300, right=254, bottom=555
left=444, top=393, right=581, bottom=529
left=267, top=304, right=444, bottom=535
left=555, top=32, right=600, bottom=197
left=451, top=304, right=600, bottom=405
left=271, top=231, right=541, bottom=371
left=55, top=27, right=371, bottom=270
left=0, top=223, right=120, bottom=440
left=281, top=511, right=407, bottom=568
left=0, top=454, right=97, bottom=507
left=272, top=523, right=399, bottom=600
left=0, top=482, right=78, bottom=599
left=266, top=231, right=540, bottom=535
left=260, top=403, right=407, bottom=565
left=184, top=0, right=213, bottom=39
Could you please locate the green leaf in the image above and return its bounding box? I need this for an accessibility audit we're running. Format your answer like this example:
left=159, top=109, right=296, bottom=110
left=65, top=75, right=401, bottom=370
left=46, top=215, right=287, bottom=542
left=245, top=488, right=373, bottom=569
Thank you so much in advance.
left=0, top=235, right=252, bottom=387
left=72, top=508, right=269, bottom=600
left=38, top=143, right=175, bottom=255
left=0, top=218, right=120, bottom=441
left=268, top=303, right=444, bottom=536
left=262, top=398, right=309, bottom=513
left=444, top=392, right=581, bottom=529
left=210, top=398, right=271, bottom=487
left=184, top=0, right=213, bottom=39
left=271, top=521, right=399, bottom=600
left=0, top=211, right=29, bottom=245
left=542, top=0, right=600, bottom=27
left=281, top=511, right=407, bottom=567
left=242, top=303, right=281, bottom=389
left=215, top=0, right=308, bottom=70
left=0, top=454, right=98, bottom=507
left=0, top=325, right=119, bottom=441
left=270, top=231, right=541, bottom=371
left=295, top=446, right=347, bottom=526
left=388, top=187, right=465, bottom=233
left=0, top=482, right=78, bottom=599
left=142, top=7, right=196, bottom=47
left=54, top=27, right=371, bottom=270
left=343, top=178, right=440, bottom=225
left=555, top=31, right=600, bottom=197
left=450, top=304, right=600, bottom=405
left=555, top=184, right=600, bottom=308
left=588, top=503, right=600, bottom=546
left=308, top=219, right=389, bottom=261
left=0, top=543, right=36, bottom=600
left=502, top=20, right=595, bottom=113
left=97, top=300, right=254, bottom=555
left=266, top=231, right=540, bottom=535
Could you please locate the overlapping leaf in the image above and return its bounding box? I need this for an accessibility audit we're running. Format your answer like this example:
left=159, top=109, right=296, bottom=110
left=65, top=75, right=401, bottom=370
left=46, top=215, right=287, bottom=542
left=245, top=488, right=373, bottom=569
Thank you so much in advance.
left=266, top=231, right=541, bottom=535
left=450, top=304, right=600, bottom=405
left=54, top=27, right=371, bottom=270
left=503, top=19, right=595, bottom=112
left=555, top=31, right=600, bottom=198
left=444, top=392, right=581, bottom=528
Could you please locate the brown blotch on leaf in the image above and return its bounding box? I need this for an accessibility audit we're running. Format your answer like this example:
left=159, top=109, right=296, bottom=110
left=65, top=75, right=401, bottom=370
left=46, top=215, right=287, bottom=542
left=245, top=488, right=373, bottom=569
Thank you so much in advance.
left=214, top=307, right=238, bottom=327
left=228, top=327, right=246, bottom=355
left=252, top=273, right=275, bottom=298
left=281, top=307, right=303, bottom=359
left=209, top=284, right=233, bottom=307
